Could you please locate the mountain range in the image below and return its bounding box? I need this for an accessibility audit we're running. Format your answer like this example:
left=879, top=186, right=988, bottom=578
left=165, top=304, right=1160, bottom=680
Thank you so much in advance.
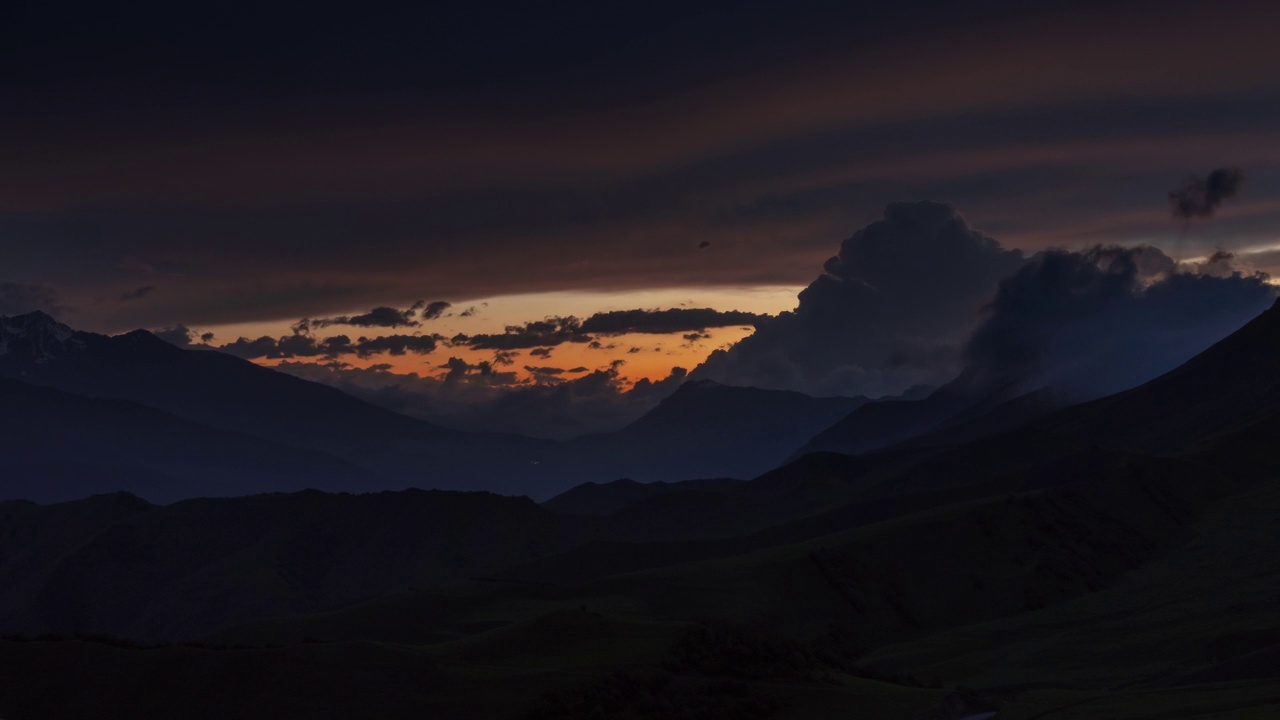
left=0, top=311, right=884, bottom=502
left=2, top=302, right=1280, bottom=717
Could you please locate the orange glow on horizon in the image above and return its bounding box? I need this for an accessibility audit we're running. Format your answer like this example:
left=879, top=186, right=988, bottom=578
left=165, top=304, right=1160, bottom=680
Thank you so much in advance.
left=230, top=286, right=795, bottom=385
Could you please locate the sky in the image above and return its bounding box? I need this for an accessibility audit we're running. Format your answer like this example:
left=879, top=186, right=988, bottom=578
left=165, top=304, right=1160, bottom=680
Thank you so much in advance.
left=5, top=0, right=1280, bottom=436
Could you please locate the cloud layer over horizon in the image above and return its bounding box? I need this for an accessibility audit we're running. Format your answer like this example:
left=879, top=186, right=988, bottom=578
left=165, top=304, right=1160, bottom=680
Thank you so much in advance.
left=694, top=201, right=1277, bottom=402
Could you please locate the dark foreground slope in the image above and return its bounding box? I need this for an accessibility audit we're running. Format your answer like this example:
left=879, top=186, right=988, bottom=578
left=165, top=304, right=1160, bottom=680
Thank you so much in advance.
left=4, top=460, right=1275, bottom=719
left=0, top=490, right=594, bottom=641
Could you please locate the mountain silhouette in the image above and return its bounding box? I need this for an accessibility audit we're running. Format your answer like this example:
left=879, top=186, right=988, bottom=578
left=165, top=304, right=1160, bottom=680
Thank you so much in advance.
left=563, top=380, right=869, bottom=486
left=0, top=311, right=556, bottom=495
left=0, top=376, right=372, bottom=503
left=3, top=302, right=1280, bottom=718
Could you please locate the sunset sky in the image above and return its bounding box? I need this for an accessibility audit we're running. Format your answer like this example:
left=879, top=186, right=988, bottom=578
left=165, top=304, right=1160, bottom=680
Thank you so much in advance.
left=5, top=0, right=1280, bottom=424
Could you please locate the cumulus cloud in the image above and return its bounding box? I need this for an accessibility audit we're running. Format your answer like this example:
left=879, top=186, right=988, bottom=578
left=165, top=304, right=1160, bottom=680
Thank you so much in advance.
left=693, top=202, right=1026, bottom=396
left=578, top=308, right=763, bottom=335
left=0, top=282, right=63, bottom=317
left=276, top=360, right=689, bottom=439
left=960, top=244, right=1276, bottom=401
left=1169, top=168, right=1245, bottom=220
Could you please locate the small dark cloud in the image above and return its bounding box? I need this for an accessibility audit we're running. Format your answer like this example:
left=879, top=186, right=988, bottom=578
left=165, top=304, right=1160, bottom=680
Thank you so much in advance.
left=529, top=347, right=553, bottom=358
left=454, top=316, right=589, bottom=350
left=295, top=300, right=451, bottom=333
left=153, top=325, right=196, bottom=347
left=1169, top=168, right=1245, bottom=220
left=627, top=346, right=642, bottom=353
left=419, top=300, right=452, bottom=320
left=458, top=306, right=479, bottom=317
left=119, top=285, right=157, bottom=302
left=438, top=356, right=519, bottom=385
left=451, top=308, right=765, bottom=351
left=524, top=365, right=567, bottom=377
left=218, top=332, right=438, bottom=359
left=352, top=334, right=440, bottom=358
left=566, top=366, right=588, bottom=373
left=698, top=240, right=712, bottom=250
left=157, top=327, right=215, bottom=348
left=682, top=331, right=711, bottom=343
left=492, top=349, right=519, bottom=366
left=311, top=305, right=419, bottom=329
left=579, top=308, right=763, bottom=335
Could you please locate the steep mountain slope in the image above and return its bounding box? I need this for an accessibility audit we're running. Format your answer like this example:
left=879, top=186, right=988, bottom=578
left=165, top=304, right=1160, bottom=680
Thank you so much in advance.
left=0, top=312, right=555, bottom=494
left=0, top=313, right=892, bottom=500
left=0, top=376, right=373, bottom=503
left=1036, top=297, right=1280, bottom=454
left=565, top=380, right=869, bottom=483
left=791, top=379, right=980, bottom=458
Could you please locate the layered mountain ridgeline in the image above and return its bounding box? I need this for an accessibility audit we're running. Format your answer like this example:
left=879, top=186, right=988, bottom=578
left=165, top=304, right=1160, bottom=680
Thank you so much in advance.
left=561, top=380, right=871, bottom=484
left=0, top=312, right=880, bottom=502
left=3, top=302, right=1280, bottom=718
left=0, top=376, right=373, bottom=504
left=790, top=297, right=1280, bottom=463
left=0, top=311, right=553, bottom=496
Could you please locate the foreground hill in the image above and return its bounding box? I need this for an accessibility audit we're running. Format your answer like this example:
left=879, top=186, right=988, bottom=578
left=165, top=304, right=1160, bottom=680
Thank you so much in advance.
left=6, top=453, right=1269, bottom=719
left=0, top=489, right=595, bottom=641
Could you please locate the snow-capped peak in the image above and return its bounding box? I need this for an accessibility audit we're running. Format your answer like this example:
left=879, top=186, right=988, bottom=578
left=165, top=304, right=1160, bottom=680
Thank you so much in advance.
left=0, top=311, right=80, bottom=362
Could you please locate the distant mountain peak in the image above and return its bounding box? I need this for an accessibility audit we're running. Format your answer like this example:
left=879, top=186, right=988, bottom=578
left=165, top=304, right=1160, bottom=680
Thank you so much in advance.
left=115, top=328, right=179, bottom=351
left=0, top=311, right=79, bottom=362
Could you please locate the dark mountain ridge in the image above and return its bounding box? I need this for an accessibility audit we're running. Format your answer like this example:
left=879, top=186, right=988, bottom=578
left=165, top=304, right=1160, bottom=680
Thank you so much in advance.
left=0, top=312, right=555, bottom=495
left=1, top=312, right=894, bottom=501
left=563, top=379, right=870, bottom=483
